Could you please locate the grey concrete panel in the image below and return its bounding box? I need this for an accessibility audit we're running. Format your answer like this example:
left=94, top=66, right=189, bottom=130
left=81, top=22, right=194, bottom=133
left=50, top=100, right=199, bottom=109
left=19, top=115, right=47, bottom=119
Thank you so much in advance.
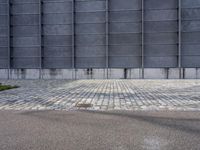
left=0, top=27, right=7, bottom=36
left=182, top=56, right=200, bottom=67
left=12, top=37, right=39, bottom=46
left=182, top=21, right=200, bottom=32
left=11, top=47, right=40, bottom=57
left=145, top=0, right=178, bottom=10
left=144, top=68, right=167, bottom=79
left=43, top=47, right=72, bottom=57
left=0, top=4, right=8, bottom=14
left=0, top=69, right=8, bottom=79
left=144, top=45, right=178, bottom=56
left=182, top=8, right=200, bottom=20
left=0, top=2, right=8, bottom=69
left=0, top=47, right=8, bottom=57
left=11, top=58, right=40, bottom=68
left=0, top=37, right=8, bottom=46
left=110, top=10, right=141, bottom=22
left=11, top=26, right=39, bottom=36
left=43, top=35, right=72, bottom=46
left=76, top=46, right=106, bottom=57
left=109, top=0, right=141, bottom=11
left=0, top=15, right=8, bottom=25
left=144, top=21, right=178, bottom=33
left=182, top=44, right=200, bottom=55
left=75, top=0, right=106, bottom=68
left=43, top=25, right=72, bottom=35
left=11, top=15, right=39, bottom=25
left=109, top=33, right=141, bottom=45
left=0, top=59, right=8, bottom=68
left=42, top=0, right=73, bottom=69
left=76, top=57, right=106, bottom=68
left=145, top=10, right=177, bottom=21
left=144, top=33, right=178, bottom=44
left=42, top=0, right=72, bottom=2
left=10, top=1, right=40, bottom=69
left=184, top=68, right=197, bottom=79
left=41, top=69, right=73, bottom=80
left=76, top=23, right=105, bottom=34
left=182, top=32, right=200, bottom=43
left=0, top=0, right=7, bottom=2
left=182, top=0, right=200, bottom=8
left=43, top=58, right=72, bottom=69
left=75, top=12, right=105, bottom=23
left=11, top=3, right=39, bottom=14
left=76, top=35, right=106, bottom=45
left=144, top=57, right=178, bottom=68
left=11, top=0, right=40, bottom=3
left=76, top=1, right=106, bottom=12
left=42, top=14, right=72, bottom=24
left=109, top=57, right=141, bottom=68
left=43, top=1, right=72, bottom=13
left=109, top=23, right=141, bottom=33
left=109, top=45, right=141, bottom=56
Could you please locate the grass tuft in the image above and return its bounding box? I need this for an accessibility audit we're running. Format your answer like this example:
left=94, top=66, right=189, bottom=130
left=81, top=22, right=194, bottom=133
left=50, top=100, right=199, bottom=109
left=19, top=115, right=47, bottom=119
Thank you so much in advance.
left=0, top=84, right=19, bottom=91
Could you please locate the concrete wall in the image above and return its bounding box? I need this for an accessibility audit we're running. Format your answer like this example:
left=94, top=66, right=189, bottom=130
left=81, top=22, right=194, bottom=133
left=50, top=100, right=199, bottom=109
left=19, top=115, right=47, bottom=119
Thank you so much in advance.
left=1, top=68, right=200, bottom=79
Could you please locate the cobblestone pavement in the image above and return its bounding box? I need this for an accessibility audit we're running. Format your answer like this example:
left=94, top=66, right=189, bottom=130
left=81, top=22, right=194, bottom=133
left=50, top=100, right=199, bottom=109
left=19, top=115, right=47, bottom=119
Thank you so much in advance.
left=0, top=80, right=200, bottom=111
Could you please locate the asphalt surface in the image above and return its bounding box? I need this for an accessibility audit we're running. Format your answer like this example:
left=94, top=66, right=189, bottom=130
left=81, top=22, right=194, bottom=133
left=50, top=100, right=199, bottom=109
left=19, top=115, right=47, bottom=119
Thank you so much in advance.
left=0, top=110, right=200, bottom=150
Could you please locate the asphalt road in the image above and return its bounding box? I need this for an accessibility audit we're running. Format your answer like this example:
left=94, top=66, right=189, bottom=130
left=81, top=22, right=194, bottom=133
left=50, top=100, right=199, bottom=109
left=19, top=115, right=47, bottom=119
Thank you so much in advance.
left=0, top=110, right=200, bottom=150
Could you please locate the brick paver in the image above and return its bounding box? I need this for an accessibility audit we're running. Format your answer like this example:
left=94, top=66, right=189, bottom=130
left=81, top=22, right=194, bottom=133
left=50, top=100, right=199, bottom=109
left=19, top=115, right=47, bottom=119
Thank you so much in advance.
left=0, top=80, right=200, bottom=111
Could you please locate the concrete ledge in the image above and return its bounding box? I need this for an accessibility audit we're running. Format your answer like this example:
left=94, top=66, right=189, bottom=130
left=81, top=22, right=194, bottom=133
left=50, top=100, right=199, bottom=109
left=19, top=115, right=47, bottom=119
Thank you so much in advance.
left=197, top=69, right=200, bottom=79
left=128, top=69, right=142, bottom=79
left=107, top=69, right=124, bottom=79
left=0, top=69, right=9, bottom=79
left=9, top=69, right=40, bottom=79
left=92, top=69, right=107, bottom=79
left=184, top=68, right=197, bottom=79
left=75, top=69, right=91, bottom=79
left=41, top=69, right=73, bottom=79
left=168, top=68, right=180, bottom=79
left=0, top=68, right=200, bottom=79
left=144, top=69, right=167, bottom=79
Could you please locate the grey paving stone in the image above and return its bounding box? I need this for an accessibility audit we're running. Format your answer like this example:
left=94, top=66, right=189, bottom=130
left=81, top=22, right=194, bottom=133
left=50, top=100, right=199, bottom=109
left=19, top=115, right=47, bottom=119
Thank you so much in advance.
left=0, top=80, right=200, bottom=111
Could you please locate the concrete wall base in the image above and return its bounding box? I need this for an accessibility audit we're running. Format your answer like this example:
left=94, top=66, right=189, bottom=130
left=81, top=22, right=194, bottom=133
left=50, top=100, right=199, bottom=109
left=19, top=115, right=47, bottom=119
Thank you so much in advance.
left=0, top=68, right=200, bottom=79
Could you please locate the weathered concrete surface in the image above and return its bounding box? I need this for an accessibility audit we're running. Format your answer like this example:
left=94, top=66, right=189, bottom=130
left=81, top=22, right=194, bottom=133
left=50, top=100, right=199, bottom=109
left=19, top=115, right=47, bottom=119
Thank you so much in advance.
left=1, top=68, right=200, bottom=79
left=0, top=80, right=200, bottom=111
left=0, top=110, right=199, bottom=150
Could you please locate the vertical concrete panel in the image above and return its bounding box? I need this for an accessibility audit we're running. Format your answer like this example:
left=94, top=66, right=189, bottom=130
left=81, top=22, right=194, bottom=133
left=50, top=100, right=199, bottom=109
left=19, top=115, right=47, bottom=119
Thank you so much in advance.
left=109, top=0, right=142, bottom=68
left=181, top=0, right=200, bottom=67
left=42, top=0, right=72, bottom=68
left=0, top=1, right=9, bottom=69
left=75, top=0, right=106, bottom=68
left=144, top=0, right=178, bottom=68
left=11, top=1, right=41, bottom=68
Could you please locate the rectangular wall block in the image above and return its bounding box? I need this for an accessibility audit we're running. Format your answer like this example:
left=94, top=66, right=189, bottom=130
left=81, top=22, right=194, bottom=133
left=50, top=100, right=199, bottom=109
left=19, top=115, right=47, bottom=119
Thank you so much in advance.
left=0, top=69, right=8, bottom=79
left=184, top=68, right=197, bottom=79
left=144, top=69, right=167, bottom=79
